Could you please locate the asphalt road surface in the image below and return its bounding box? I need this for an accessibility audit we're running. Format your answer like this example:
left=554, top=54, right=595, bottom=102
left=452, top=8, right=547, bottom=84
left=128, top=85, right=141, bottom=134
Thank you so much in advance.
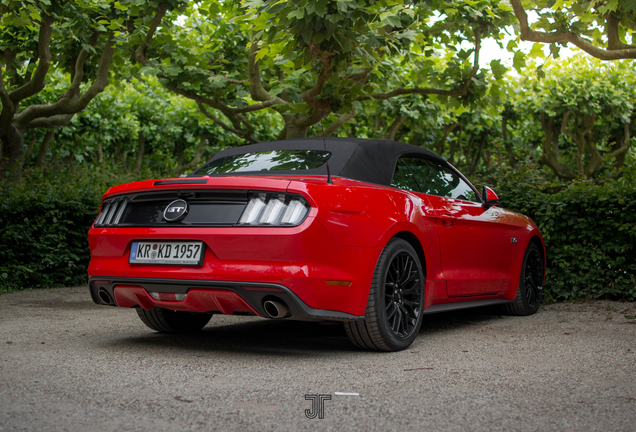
left=1, top=287, right=635, bottom=432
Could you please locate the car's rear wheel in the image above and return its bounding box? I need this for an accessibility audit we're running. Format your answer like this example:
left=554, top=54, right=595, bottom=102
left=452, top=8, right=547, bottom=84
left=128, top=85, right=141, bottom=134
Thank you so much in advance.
left=136, top=307, right=212, bottom=333
left=503, top=242, right=544, bottom=316
left=345, top=238, right=425, bottom=351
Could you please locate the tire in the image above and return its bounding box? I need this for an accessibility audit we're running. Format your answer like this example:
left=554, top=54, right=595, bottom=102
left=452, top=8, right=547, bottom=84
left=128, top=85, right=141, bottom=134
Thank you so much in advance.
left=503, top=242, right=545, bottom=316
left=345, top=238, right=425, bottom=351
left=136, top=307, right=212, bottom=333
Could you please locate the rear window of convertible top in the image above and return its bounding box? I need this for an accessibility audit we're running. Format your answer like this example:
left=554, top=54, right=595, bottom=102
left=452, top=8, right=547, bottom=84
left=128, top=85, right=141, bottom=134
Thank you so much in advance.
left=193, top=150, right=331, bottom=175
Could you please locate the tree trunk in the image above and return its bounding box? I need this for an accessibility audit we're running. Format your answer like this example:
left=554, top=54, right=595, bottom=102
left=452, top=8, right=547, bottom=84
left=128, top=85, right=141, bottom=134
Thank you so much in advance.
left=462, top=134, right=475, bottom=168
left=115, top=139, right=128, bottom=172
left=611, top=128, right=627, bottom=168
left=450, top=127, right=461, bottom=165
left=484, top=150, right=493, bottom=168
left=174, top=135, right=209, bottom=176
left=372, top=116, right=384, bottom=138
left=60, top=149, right=75, bottom=170
left=134, top=131, right=145, bottom=174
left=284, top=124, right=309, bottom=139
left=35, top=129, right=56, bottom=168
left=96, top=140, right=104, bottom=165
left=449, top=135, right=457, bottom=165
left=176, top=144, right=185, bottom=174
left=384, top=116, right=407, bottom=141
left=539, top=112, right=576, bottom=179
left=435, top=122, right=459, bottom=155
left=468, top=133, right=486, bottom=175
left=501, top=117, right=516, bottom=168
left=0, top=125, right=25, bottom=182
left=23, top=132, right=38, bottom=164
left=560, top=112, right=598, bottom=177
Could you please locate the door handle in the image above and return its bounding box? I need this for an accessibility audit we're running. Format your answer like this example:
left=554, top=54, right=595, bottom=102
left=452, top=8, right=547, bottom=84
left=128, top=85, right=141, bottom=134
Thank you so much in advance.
left=440, top=214, right=457, bottom=226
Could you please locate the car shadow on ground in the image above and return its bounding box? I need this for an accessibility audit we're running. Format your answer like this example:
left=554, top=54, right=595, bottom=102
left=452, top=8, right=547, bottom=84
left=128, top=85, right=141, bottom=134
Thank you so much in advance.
left=421, top=305, right=507, bottom=335
left=109, top=306, right=507, bottom=357
left=117, top=318, right=354, bottom=357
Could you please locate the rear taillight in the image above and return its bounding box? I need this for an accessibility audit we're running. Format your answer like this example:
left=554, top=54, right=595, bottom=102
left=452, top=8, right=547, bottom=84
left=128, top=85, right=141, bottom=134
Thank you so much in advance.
left=95, top=197, right=128, bottom=227
left=238, top=193, right=310, bottom=226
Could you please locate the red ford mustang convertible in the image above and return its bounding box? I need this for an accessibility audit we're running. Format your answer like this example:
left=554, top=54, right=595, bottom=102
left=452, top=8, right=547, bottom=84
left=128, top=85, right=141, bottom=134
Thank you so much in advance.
left=88, top=138, right=545, bottom=351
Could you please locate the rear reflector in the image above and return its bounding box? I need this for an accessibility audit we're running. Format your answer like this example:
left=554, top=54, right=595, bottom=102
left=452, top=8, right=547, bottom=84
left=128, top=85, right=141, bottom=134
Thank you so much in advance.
left=149, top=292, right=186, bottom=302
left=326, top=280, right=352, bottom=286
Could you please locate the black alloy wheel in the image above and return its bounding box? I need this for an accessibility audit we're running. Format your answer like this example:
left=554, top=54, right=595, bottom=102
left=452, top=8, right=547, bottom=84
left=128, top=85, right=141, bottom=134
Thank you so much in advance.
left=504, top=242, right=545, bottom=316
left=384, top=251, right=422, bottom=337
left=345, top=238, right=425, bottom=351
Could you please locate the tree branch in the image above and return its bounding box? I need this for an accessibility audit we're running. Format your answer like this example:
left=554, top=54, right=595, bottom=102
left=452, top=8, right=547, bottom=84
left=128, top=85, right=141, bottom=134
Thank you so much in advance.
left=540, top=112, right=577, bottom=179
left=581, top=114, right=596, bottom=138
left=246, top=36, right=288, bottom=110
left=236, top=113, right=256, bottom=136
left=211, top=74, right=245, bottom=85
left=0, top=67, right=14, bottom=131
left=360, top=30, right=481, bottom=101
left=384, top=115, right=407, bottom=140
left=436, top=122, right=460, bottom=154
left=247, top=37, right=274, bottom=102
left=134, top=3, right=166, bottom=66
left=176, top=134, right=209, bottom=175
left=15, top=34, right=116, bottom=129
left=25, top=114, right=75, bottom=129
left=35, top=128, right=55, bottom=168
left=232, top=99, right=283, bottom=114
left=8, top=15, right=54, bottom=103
left=323, top=108, right=358, bottom=136
left=166, top=84, right=258, bottom=137
left=605, top=122, right=631, bottom=160
left=606, top=13, right=636, bottom=50
left=196, top=102, right=259, bottom=143
left=560, top=111, right=576, bottom=141
left=23, top=130, right=37, bottom=162
left=301, top=42, right=333, bottom=109
left=511, top=0, right=636, bottom=60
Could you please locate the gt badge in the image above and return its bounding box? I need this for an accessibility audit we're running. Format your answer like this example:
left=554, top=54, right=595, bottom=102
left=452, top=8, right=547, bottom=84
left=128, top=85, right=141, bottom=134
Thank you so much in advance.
left=511, top=238, right=518, bottom=243
left=164, top=199, right=189, bottom=222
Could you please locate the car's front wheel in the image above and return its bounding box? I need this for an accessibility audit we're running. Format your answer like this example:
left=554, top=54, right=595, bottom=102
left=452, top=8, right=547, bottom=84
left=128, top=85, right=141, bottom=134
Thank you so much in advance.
left=345, top=238, right=425, bottom=351
left=136, top=307, right=212, bottom=333
left=504, top=242, right=544, bottom=316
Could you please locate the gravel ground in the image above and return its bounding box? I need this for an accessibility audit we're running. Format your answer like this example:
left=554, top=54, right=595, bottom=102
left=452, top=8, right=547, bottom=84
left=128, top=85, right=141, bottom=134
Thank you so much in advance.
left=0, top=287, right=635, bottom=432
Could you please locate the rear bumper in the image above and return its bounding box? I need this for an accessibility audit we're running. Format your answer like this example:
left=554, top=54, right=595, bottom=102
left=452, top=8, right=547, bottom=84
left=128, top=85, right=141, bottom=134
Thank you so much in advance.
left=89, top=277, right=364, bottom=321
left=88, top=217, right=382, bottom=316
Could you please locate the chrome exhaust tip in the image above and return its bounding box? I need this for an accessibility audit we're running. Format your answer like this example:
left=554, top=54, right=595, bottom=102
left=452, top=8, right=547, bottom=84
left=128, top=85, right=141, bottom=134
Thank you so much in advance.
left=98, top=288, right=115, bottom=305
left=263, top=299, right=289, bottom=319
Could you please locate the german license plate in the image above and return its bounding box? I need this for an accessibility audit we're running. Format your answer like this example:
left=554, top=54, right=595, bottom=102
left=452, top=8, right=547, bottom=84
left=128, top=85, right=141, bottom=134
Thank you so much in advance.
left=129, top=241, right=205, bottom=266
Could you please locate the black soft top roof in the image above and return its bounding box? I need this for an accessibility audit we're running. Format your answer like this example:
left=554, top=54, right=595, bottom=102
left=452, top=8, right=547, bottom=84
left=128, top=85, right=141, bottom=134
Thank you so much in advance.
left=192, top=137, right=447, bottom=186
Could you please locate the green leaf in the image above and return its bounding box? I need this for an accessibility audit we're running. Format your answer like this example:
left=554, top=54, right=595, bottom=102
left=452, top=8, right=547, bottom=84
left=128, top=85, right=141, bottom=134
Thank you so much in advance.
left=287, top=8, right=304, bottom=20
left=383, top=15, right=401, bottom=27
left=315, top=0, right=328, bottom=17
left=490, top=59, right=508, bottom=80
left=513, top=50, right=526, bottom=72
left=139, top=65, right=161, bottom=76
left=529, top=42, right=546, bottom=59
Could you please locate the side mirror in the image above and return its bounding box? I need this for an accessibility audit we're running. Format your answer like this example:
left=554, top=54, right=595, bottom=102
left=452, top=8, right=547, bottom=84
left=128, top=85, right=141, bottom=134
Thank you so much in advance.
left=482, top=186, right=500, bottom=208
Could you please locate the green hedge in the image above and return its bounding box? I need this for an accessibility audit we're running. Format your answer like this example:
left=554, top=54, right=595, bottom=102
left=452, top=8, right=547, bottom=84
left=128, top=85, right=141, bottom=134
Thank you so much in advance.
left=0, top=168, right=138, bottom=292
left=482, top=164, right=636, bottom=301
left=2, top=166, right=635, bottom=301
